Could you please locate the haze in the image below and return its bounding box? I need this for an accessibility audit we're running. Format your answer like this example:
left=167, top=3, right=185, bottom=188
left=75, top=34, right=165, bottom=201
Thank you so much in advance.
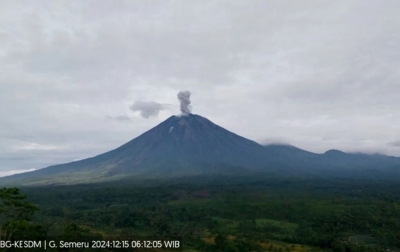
left=1, top=0, right=400, bottom=176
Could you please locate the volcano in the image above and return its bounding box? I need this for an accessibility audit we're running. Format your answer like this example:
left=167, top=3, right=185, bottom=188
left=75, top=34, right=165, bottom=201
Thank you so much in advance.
left=2, top=114, right=272, bottom=185
left=2, top=113, right=400, bottom=186
left=85, top=113, right=270, bottom=175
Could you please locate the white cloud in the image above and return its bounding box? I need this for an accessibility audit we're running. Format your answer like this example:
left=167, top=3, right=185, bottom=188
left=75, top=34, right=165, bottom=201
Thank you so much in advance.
left=0, top=168, right=37, bottom=178
left=0, top=0, right=400, bottom=173
left=11, top=142, right=68, bottom=151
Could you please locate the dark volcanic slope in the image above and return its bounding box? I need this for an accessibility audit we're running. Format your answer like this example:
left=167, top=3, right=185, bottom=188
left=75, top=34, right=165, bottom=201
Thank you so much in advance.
left=86, top=113, right=270, bottom=174
left=107, top=113, right=269, bottom=172
left=2, top=113, right=400, bottom=186
left=2, top=114, right=271, bottom=185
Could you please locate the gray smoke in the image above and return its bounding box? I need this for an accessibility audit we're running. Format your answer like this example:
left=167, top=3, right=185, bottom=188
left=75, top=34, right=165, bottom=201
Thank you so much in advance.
left=177, top=91, right=192, bottom=115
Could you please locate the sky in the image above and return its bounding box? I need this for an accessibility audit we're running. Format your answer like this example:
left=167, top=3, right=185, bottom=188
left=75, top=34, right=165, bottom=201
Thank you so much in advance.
left=1, top=0, right=400, bottom=177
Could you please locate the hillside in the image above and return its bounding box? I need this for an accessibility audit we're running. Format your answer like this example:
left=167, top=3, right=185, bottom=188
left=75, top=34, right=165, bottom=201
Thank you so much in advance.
left=1, top=114, right=400, bottom=186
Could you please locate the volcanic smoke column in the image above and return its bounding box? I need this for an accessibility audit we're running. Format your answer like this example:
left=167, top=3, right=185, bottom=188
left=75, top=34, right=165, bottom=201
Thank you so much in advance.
left=177, top=91, right=192, bottom=115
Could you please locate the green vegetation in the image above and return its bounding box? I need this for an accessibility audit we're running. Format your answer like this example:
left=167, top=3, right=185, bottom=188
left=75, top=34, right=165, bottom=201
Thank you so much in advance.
left=3, top=175, right=400, bottom=251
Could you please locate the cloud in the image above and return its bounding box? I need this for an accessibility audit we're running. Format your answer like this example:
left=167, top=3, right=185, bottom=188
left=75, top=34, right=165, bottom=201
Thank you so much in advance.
left=11, top=142, right=68, bottom=151
left=0, top=168, right=37, bottom=178
left=389, top=140, right=400, bottom=147
left=0, top=0, right=400, bottom=174
left=261, top=138, right=292, bottom=146
left=130, top=101, right=167, bottom=118
left=105, top=115, right=132, bottom=123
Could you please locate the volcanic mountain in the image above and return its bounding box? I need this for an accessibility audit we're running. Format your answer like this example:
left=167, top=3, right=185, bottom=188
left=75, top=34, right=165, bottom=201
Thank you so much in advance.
left=2, top=113, right=400, bottom=186
left=2, top=114, right=272, bottom=185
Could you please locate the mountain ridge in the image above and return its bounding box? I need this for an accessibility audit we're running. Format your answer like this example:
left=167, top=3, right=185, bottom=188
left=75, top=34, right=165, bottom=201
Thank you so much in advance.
left=1, top=113, right=400, bottom=186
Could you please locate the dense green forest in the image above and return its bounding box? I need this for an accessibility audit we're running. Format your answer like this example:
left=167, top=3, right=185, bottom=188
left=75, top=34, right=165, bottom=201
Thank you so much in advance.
left=2, top=174, right=400, bottom=251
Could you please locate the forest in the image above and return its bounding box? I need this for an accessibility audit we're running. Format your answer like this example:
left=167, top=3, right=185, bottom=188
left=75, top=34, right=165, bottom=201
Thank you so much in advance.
left=1, top=174, right=400, bottom=252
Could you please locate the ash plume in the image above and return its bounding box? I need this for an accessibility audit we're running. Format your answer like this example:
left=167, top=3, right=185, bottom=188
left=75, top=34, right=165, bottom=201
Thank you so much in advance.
left=177, top=91, right=192, bottom=115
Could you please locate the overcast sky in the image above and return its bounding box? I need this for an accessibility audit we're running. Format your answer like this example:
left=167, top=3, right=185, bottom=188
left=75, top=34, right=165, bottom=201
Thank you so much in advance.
left=1, top=0, right=400, bottom=177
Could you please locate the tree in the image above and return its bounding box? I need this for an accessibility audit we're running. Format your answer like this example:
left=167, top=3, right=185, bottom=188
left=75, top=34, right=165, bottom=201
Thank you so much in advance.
left=62, top=223, right=102, bottom=242
left=0, top=187, right=45, bottom=241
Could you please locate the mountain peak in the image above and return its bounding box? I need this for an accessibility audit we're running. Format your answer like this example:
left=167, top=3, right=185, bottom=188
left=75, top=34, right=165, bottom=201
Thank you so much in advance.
left=2, top=114, right=268, bottom=185
left=324, top=149, right=346, bottom=155
left=3, top=113, right=400, bottom=186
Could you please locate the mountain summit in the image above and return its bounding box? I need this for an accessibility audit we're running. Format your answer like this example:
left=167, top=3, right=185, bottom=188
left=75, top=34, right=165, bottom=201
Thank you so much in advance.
left=95, top=113, right=269, bottom=175
left=3, top=114, right=270, bottom=185
left=2, top=113, right=400, bottom=186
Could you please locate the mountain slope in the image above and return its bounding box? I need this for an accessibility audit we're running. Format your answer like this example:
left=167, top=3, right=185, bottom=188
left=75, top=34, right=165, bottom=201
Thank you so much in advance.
left=261, top=144, right=400, bottom=178
left=1, top=114, right=400, bottom=186
left=1, top=114, right=271, bottom=185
